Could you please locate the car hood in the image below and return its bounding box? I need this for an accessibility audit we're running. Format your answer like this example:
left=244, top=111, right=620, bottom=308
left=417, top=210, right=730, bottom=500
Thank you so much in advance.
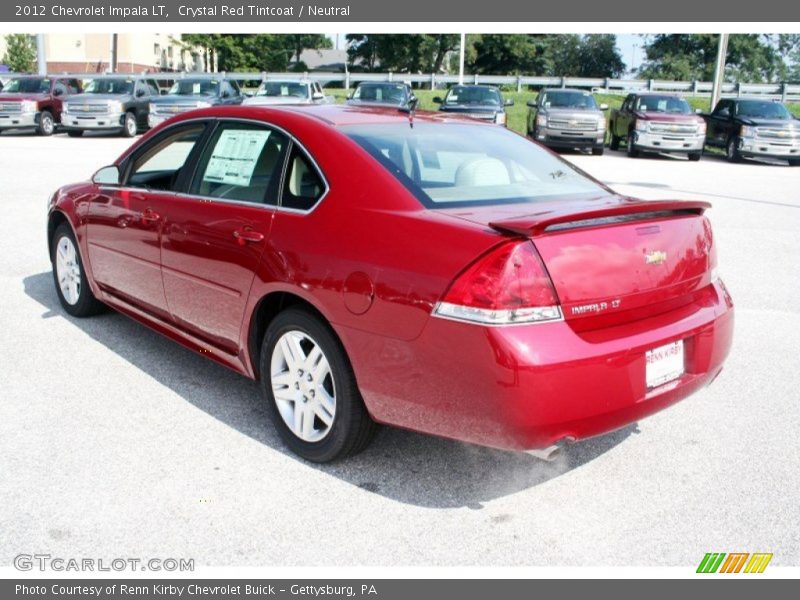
left=635, top=112, right=702, bottom=124
left=439, top=104, right=501, bottom=113
left=151, top=95, right=215, bottom=105
left=0, top=93, right=50, bottom=102
left=736, top=117, right=798, bottom=128
left=69, top=94, right=131, bottom=103
left=542, top=107, right=604, bottom=120
left=243, top=96, right=311, bottom=106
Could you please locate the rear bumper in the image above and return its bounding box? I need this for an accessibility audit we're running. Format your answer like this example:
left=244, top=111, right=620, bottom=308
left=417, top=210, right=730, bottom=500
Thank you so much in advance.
left=0, top=111, right=39, bottom=128
left=738, top=137, right=800, bottom=160
left=61, top=113, right=126, bottom=130
left=633, top=131, right=705, bottom=153
left=343, top=281, right=734, bottom=451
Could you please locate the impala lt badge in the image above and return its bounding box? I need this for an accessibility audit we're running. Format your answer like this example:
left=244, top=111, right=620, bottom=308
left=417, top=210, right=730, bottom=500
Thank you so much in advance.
left=645, top=250, right=667, bottom=265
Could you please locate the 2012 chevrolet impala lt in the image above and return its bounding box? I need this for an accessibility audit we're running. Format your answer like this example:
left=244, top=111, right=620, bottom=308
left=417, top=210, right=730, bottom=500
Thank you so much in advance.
left=47, top=105, right=734, bottom=462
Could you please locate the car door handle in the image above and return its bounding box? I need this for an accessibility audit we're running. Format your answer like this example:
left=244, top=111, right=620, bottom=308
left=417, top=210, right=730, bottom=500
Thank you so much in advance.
left=140, top=208, right=161, bottom=223
left=233, top=228, right=264, bottom=245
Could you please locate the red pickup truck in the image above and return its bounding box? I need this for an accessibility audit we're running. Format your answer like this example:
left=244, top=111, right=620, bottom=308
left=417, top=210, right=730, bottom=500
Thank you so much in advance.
left=0, top=76, right=83, bottom=136
left=608, top=92, right=706, bottom=160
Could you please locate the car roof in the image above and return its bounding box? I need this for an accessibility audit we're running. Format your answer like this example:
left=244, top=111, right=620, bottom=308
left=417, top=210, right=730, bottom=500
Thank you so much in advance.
left=541, top=88, right=591, bottom=93
left=213, top=104, right=493, bottom=127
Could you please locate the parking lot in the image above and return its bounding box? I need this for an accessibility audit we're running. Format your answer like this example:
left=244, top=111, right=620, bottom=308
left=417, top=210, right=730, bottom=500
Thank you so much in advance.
left=0, top=131, right=798, bottom=568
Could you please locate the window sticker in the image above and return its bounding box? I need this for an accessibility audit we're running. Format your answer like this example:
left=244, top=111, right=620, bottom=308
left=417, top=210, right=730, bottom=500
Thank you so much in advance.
left=192, top=83, right=201, bottom=94
left=203, top=129, right=271, bottom=187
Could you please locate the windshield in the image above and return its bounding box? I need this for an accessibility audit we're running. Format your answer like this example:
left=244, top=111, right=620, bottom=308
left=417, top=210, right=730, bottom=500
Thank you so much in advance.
left=256, top=82, right=310, bottom=98
left=634, top=95, right=691, bottom=114
left=168, top=79, right=219, bottom=96
left=353, top=83, right=407, bottom=103
left=735, top=100, right=792, bottom=120
left=540, top=91, right=598, bottom=110
left=344, top=123, right=605, bottom=208
left=2, top=78, right=50, bottom=94
left=445, top=86, right=502, bottom=106
left=84, top=79, right=134, bottom=95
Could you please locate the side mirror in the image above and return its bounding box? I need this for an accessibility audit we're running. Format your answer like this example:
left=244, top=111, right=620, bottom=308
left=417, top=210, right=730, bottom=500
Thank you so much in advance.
left=92, top=165, right=120, bottom=186
left=526, top=99, right=537, bottom=108
left=409, top=94, right=417, bottom=104
left=432, top=96, right=443, bottom=104
left=136, top=89, right=146, bottom=98
left=599, top=103, right=609, bottom=111
left=53, top=88, right=64, bottom=97
left=504, top=98, right=514, bottom=107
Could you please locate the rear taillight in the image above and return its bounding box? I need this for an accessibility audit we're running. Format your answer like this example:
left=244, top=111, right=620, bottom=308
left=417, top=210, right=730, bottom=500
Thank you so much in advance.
left=433, top=241, right=562, bottom=325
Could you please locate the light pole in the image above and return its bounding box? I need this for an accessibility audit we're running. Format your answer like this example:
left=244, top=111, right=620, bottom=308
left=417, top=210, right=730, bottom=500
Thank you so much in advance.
left=710, top=34, right=729, bottom=110
left=631, top=43, right=638, bottom=76
left=458, top=33, right=465, bottom=85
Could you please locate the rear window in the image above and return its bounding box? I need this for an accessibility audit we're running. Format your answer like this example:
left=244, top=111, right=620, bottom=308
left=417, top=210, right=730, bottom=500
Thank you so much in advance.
left=343, top=123, right=605, bottom=208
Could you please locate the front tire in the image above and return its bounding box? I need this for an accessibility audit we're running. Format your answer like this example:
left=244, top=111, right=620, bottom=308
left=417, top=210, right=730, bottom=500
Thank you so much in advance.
left=51, top=222, right=105, bottom=317
left=67, top=130, right=84, bottom=138
left=688, top=151, right=702, bottom=162
left=788, top=158, right=800, bottom=167
left=626, top=132, right=640, bottom=158
left=592, top=146, right=604, bottom=156
left=260, top=308, right=378, bottom=462
left=122, top=112, right=137, bottom=138
left=726, top=137, right=742, bottom=163
left=37, top=111, right=55, bottom=136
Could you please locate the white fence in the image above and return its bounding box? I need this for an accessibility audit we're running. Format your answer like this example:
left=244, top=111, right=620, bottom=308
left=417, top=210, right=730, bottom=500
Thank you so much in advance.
left=3, top=71, right=800, bottom=101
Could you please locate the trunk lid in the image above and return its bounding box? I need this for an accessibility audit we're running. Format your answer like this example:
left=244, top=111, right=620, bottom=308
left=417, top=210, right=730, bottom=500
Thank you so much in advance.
left=437, top=196, right=716, bottom=328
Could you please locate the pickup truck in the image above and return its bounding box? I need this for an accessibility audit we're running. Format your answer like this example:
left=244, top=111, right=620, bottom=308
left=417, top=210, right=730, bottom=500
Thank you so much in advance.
left=433, top=84, right=514, bottom=126
left=526, top=88, right=608, bottom=155
left=148, top=76, right=243, bottom=128
left=608, top=92, right=706, bottom=160
left=703, top=98, right=800, bottom=165
left=0, top=76, right=82, bottom=136
left=61, top=76, right=161, bottom=137
left=242, top=79, right=332, bottom=106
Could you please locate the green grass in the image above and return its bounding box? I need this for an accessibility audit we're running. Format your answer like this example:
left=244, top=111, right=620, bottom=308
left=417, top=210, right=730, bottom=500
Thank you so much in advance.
left=324, top=88, right=800, bottom=136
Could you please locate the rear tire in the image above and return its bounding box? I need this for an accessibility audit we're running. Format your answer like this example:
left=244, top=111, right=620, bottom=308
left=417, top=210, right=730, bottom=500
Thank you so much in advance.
left=260, top=307, right=378, bottom=463
left=688, top=151, right=702, bottom=162
left=609, top=128, right=620, bottom=151
left=37, top=110, right=55, bottom=136
left=67, top=130, right=84, bottom=138
left=626, top=132, right=640, bottom=158
left=788, top=159, right=800, bottom=167
left=122, top=112, right=137, bottom=138
left=51, top=222, right=105, bottom=317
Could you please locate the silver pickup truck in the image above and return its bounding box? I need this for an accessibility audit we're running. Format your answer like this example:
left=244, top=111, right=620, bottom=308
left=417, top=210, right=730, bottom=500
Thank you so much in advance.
left=526, top=88, right=608, bottom=155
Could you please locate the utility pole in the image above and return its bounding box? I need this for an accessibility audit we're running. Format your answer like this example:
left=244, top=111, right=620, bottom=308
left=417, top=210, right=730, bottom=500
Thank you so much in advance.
left=458, top=33, right=466, bottom=85
left=710, top=33, right=729, bottom=110
left=109, top=33, right=118, bottom=73
left=36, top=34, right=46, bottom=75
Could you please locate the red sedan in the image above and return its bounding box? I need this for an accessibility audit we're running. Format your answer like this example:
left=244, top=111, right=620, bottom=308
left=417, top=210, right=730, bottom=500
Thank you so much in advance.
left=47, top=105, right=734, bottom=462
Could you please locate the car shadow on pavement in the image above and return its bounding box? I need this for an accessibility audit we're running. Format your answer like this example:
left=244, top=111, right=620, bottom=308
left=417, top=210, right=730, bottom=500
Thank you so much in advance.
left=24, top=270, right=637, bottom=509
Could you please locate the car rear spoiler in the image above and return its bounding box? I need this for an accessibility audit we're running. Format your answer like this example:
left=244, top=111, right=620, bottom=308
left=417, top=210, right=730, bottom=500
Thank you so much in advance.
left=488, top=199, right=711, bottom=237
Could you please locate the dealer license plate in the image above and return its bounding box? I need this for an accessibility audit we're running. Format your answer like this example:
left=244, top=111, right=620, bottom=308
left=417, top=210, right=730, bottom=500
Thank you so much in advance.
left=645, top=340, right=684, bottom=389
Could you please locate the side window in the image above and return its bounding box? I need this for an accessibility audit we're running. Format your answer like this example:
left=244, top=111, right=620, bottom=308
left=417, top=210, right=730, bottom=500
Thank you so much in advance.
left=281, top=147, right=326, bottom=211
left=715, top=101, right=730, bottom=117
left=67, top=79, right=81, bottom=94
left=147, top=80, right=160, bottom=96
left=190, top=123, right=289, bottom=204
left=126, top=125, right=207, bottom=191
left=53, top=82, right=68, bottom=96
left=229, top=81, right=241, bottom=96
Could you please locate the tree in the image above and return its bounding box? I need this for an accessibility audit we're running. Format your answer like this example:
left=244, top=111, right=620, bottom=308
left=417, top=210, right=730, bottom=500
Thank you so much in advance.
left=2, top=34, right=37, bottom=73
left=576, top=35, right=626, bottom=78
left=638, top=34, right=783, bottom=83
left=346, top=34, right=459, bottom=73
left=285, top=34, right=332, bottom=64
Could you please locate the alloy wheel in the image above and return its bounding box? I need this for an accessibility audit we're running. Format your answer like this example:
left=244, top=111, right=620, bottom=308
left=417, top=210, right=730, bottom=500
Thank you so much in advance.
left=55, top=236, right=81, bottom=305
left=270, top=330, right=336, bottom=443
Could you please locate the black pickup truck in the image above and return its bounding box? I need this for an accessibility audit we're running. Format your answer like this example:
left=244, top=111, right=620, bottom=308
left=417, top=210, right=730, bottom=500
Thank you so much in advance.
left=703, top=98, right=800, bottom=165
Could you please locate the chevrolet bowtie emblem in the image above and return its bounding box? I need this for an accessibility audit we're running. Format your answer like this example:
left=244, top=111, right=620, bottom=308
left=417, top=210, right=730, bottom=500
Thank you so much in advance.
left=645, top=250, right=667, bottom=265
